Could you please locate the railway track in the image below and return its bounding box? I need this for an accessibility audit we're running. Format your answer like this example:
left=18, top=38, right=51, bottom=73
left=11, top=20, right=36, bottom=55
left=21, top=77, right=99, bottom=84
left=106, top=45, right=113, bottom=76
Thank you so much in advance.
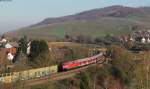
left=1, top=55, right=106, bottom=89
left=25, top=61, right=104, bottom=86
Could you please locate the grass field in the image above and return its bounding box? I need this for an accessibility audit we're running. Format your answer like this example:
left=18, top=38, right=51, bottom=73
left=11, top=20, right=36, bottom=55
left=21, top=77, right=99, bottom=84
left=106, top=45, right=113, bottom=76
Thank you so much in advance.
left=48, top=42, right=100, bottom=48
left=10, top=17, right=150, bottom=40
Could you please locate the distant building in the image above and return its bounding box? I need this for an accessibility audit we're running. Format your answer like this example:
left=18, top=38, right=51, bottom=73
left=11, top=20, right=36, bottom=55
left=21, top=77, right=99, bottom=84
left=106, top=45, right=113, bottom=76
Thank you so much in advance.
left=6, top=47, right=16, bottom=61
left=141, top=37, right=146, bottom=43
left=129, top=36, right=134, bottom=42
left=119, top=35, right=133, bottom=43
left=147, top=38, right=150, bottom=43
left=27, top=41, right=31, bottom=55
left=5, top=43, right=13, bottom=48
left=131, top=30, right=150, bottom=44
left=27, top=46, right=31, bottom=55
left=0, top=48, right=16, bottom=72
left=8, top=42, right=18, bottom=48
left=7, top=53, right=14, bottom=61
left=0, top=36, right=18, bottom=71
left=6, top=47, right=17, bottom=55
left=0, top=38, right=7, bottom=43
left=0, top=38, right=7, bottom=47
left=1, top=43, right=17, bottom=61
left=118, top=30, right=150, bottom=44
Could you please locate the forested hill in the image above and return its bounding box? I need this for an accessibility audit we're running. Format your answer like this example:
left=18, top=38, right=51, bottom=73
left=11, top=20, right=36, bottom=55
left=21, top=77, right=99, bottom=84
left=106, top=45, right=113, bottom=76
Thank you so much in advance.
left=32, top=5, right=150, bottom=26
left=8, top=5, right=150, bottom=39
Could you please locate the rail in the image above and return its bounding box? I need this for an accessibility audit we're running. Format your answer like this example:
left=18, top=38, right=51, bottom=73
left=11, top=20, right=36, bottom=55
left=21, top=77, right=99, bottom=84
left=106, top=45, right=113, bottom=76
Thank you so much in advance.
left=0, top=53, right=107, bottom=86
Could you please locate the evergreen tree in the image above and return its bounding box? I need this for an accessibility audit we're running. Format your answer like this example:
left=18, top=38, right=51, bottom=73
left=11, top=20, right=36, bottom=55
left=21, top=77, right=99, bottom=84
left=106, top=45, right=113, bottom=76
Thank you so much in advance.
left=29, top=40, right=55, bottom=67
left=18, top=36, right=28, bottom=54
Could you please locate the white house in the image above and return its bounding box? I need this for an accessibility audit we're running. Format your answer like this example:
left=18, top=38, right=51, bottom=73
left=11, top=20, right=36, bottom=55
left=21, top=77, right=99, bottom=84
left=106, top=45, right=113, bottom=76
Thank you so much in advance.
left=147, top=38, right=150, bottom=43
left=130, top=36, right=135, bottom=42
left=27, top=46, right=31, bottom=55
left=27, top=41, right=31, bottom=54
left=1, top=38, right=7, bottom=43
left=0, top=38, right=7, bottom=47
left=5, top=43, right=13, bottom=48
left=141, top=37, right=146, bottom=43
left=7, top=52, right=14, bottom=61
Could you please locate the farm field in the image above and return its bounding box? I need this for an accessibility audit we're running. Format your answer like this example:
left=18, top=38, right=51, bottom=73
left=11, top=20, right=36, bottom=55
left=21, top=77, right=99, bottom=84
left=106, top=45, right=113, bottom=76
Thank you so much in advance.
left=9, top=17, right=140, bottom=39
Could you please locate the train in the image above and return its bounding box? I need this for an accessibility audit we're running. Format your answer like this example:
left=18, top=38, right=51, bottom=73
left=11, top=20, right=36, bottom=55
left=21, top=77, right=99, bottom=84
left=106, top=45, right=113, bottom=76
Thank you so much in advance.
left=0, top=65, right=58, bottom=83
left=62, top=53, right=103, bottom=70
left=0, top=53, right=104, bottom=83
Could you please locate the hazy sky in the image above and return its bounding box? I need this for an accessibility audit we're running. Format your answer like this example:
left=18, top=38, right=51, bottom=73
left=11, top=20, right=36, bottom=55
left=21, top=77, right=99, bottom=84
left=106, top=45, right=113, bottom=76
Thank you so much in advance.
left=0, top=0, right=150, bottom=33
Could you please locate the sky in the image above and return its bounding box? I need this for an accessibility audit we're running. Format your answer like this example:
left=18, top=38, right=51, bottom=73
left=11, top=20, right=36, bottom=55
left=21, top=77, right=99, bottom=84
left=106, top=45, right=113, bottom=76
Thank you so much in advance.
left=0, top=0, right=150, bottom=34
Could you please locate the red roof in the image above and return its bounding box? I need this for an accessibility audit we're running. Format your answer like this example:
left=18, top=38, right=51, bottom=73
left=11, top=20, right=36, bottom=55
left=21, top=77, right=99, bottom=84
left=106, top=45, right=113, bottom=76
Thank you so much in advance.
left=6, top=48, right=16, bottom=55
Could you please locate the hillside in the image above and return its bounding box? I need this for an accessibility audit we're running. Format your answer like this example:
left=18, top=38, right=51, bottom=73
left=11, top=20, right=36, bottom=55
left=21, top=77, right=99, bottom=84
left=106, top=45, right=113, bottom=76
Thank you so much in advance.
left=8, top=5, right=150, bottom=40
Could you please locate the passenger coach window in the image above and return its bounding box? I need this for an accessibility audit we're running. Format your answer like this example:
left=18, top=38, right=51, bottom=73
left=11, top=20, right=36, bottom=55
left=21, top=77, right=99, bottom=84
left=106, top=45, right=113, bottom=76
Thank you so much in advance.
left=52, top=70, right=55, bottom=72
left=38, top=72, right=41, bottom=76
left=35, top=72, right=37, bottom=76
left=42, top=72, right=46, bottom=76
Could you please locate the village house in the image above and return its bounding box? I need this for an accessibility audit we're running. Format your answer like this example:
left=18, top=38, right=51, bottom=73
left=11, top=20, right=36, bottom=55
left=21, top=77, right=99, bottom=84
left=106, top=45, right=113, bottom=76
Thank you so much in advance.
left=0, top=47, right=17, bottom=73
left=119, top=35, right=134, bottom=43
left=119, top=30, right=150, bottom=44
left=131, top=30, right=150, bottom=44
left=0, top=37, right=18, bottom=61
left=27, top=41, right=31, bottom=55
left=0, top=37, right=17, bottom=72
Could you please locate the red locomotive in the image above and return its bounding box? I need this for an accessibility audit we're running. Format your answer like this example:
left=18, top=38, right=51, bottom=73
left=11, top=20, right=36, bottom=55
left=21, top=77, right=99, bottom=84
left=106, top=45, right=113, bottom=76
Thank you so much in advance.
left=62, top=53, right=103, bottom=70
